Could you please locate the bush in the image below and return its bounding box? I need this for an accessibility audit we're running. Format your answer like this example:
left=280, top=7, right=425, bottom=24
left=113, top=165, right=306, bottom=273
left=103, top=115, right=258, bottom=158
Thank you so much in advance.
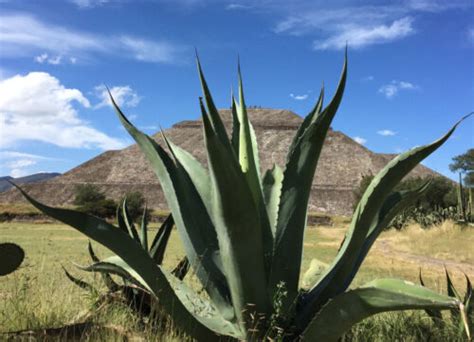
left=73, top=184, right=105, bottom=206
left=73, top=184, right=116, bottom=219
left=354, top=175, right=459, bottom=228
left=77, top=198, right=117, bottom=219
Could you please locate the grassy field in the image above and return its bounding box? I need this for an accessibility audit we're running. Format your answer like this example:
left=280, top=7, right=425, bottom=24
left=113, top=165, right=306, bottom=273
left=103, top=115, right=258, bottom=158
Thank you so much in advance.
left=0, top=220, right=472, bottom=340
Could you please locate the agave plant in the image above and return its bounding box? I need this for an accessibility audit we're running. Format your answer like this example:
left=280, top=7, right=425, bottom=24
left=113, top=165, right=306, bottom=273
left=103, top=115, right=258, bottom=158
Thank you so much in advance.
left=14, top=52, right=473, bottom=341
left=420, top=269, right=473, bottom=335
left=0, top=242, right=25, bottom=276
left=63, top=199, right=189, bottom=319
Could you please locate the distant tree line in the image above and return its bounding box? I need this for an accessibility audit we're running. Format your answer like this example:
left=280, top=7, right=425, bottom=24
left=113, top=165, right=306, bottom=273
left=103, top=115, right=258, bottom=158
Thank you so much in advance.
left=353, top=148, right=473, bottom=228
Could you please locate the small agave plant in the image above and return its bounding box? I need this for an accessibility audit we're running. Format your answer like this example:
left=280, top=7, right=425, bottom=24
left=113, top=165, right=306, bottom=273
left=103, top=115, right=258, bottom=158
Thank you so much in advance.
left=15, top=52, right=472, bottom=341
left=420, top=268, right=473, bottom=335
left=63, top=199, right=189, bottom=319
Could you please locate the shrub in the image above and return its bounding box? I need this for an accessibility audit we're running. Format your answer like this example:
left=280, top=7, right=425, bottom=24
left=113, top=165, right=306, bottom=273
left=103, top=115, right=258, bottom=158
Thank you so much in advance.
left=77, top=198, right=117, bottom=219
left=73, top=184, right=117, bottom=218
left=14, top=53, right=472, bottom=341
left=73, top=184, right=105, bottom=206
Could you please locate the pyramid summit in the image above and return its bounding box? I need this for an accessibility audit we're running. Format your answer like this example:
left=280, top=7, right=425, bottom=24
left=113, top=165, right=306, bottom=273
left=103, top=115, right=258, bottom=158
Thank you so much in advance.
left=0, top=108, right=443, bottom=216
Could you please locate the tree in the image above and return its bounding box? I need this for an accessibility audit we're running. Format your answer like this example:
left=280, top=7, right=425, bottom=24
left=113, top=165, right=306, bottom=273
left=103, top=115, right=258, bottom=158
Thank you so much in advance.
left=73, top=184, right=105, bottom=206
left=353, top=175, right=457, bottom=212
left=73, top=184, right=116, bottom=218
left=449, top=148, right=474, bottom=187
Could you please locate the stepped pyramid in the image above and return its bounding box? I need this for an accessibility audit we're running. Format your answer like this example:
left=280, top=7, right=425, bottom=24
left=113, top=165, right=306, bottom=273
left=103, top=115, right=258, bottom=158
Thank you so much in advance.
left=0, top=109, right=443, bottom=215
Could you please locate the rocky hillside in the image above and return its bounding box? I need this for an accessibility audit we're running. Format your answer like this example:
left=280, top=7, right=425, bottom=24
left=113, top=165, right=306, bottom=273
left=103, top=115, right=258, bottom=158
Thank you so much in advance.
left=0, top=109, right=443, bottom=215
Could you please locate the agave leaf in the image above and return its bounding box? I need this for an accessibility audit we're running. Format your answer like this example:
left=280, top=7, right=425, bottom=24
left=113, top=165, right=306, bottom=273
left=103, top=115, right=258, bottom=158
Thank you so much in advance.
left=236, top=62, right=260, bottom=180
left=139, top=205, right=148, bottom=250
left=464, top=275, right=473, bottom=338
left=63, top=267, right=97, bottom=293
left=196, top=53, right=232, bottom=149
left=262, top=164, right=284, bottom=235
left=115, top=204, right=128, bottom=234
left=446, top=268, right=462, bottom=300
left=13, top=185, right=228, bottom=341
left=230, top=94, right=240, bottom=156
left=161, top=267, right=244, bottom=339
left=302, top=278, right=460, bottom=342
left=270, top=52, right=347, bottom=310
left=149, top=214, right=174, bottom=265
left=79, top=256, right=149, bottom=290
left=158, top=129, right=235, bottom=319
left=87, top=241, right=119, bottom=291
left=236, top=64, right=273, bottom=274
left=110, top=93, right=233, bottom=320
left=445, top=268, right=461, bottom=322
left=287, top=85, right=324, bottom=161
left=165, top=139, right=212, bottom=215
left=464, top=274, right=472, bottom=317
left=337, top=181, right=431, bottom=291
left=122, top=198, right=140, bottom=242
left=87, top=255, right=244, bottom=340
left=300, top=114, right=470, bottom=326
left=419, top=269, right=443, bottom=322
left=201, top=98, right=271, bottom=328
left=172, top=257, right=190, bottom=281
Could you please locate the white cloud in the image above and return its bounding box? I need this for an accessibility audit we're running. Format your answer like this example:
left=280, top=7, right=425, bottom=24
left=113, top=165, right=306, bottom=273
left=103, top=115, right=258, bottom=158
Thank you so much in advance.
left=226, top=3, right=251, bottom=10
left=290, top=93, right=309, bottom=100
left=0, top=14, right=103, bottom=56
left=377, top=129, right=396, bottom=136
left=139, top=125, right=159, bottom=131
left=0, top=151, right=54, bottom=160
left=70, top=0, right=111, bottom=8
left=35, top=53, right=64, bottom=65
left=361, top=76, right=375, bottom=82
left=271, top=1, right=471, bottom=50
left=35, top=53, right=48, bottom=63
left=354, top=136, right=367, bottom=145
left=119, top=36, right=185, bottom=63
left=378, top=80, right=418, bottom=99
left=10, top=168, right=30, bottom=178
left=94, top=85, right=141, bottom=109
left=405, top=0, right=470, bottom=12
left=7, top=159, right=37, bottom=169
left=0, top=13, right=187, bottom=64
left=0, top=151, right=54, bottom=178
left=0, top=72, right=125, bottom=150
left=7, top=158, right=37, bottom=177
left=313, top=17, right=414, bottom=50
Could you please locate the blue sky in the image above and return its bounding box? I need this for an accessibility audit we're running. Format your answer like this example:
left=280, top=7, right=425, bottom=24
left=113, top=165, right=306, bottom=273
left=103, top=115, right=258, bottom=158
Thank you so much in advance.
left=0, top=0, right=473, bottom=180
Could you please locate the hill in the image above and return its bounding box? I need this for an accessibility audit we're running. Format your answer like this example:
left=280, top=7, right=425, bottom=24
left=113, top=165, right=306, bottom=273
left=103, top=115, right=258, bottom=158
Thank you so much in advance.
left=0, top=173, right=61, bottom=192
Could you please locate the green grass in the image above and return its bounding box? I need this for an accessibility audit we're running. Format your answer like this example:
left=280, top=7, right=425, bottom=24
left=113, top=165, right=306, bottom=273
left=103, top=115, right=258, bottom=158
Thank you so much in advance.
left=0, top=221, right=472, bottom=340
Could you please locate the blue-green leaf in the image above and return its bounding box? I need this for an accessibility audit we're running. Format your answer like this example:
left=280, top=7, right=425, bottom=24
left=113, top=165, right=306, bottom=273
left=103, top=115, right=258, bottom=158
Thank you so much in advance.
left=270, top=53, right=347, bottom=311
left=262, top=164, right=284, bottom=235
left=302, top=278, right=460, bottom=342
left=201, top=98, right=271, bottom=330
left=14, top=185, right=223, bottom=340
left=300, top=114, right=471, bottom=327
left=110, top=93, right=233, bottom=320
